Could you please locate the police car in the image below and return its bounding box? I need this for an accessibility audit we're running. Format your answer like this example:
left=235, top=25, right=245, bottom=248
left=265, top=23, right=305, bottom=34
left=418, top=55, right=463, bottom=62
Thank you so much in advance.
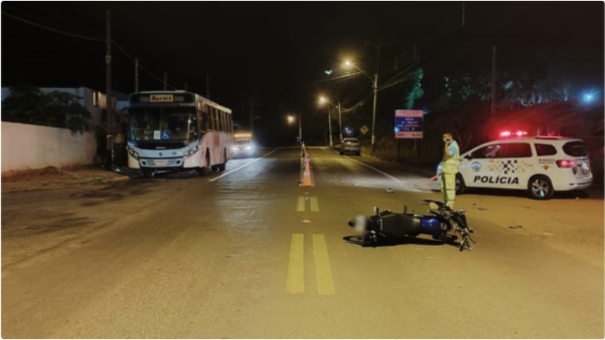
left=434, top=136, right=593, bottom=200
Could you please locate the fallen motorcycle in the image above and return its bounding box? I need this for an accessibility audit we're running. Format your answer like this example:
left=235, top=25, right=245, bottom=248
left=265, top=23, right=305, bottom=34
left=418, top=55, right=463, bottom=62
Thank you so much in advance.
left=347, top=200, right=475, bottom=251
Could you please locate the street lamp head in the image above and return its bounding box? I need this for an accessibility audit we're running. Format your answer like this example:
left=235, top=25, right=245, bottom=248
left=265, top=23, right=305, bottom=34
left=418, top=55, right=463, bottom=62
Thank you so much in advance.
left=287, top=115, right=295, bottom=123
left=319, top=96, right=328, bottom=105
left=343, top=60, right=353, bottom=68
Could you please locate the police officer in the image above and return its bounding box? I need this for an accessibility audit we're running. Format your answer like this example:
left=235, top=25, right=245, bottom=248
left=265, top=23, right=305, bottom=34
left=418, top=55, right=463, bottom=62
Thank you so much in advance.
left=434, top=133, right=460, bottom=208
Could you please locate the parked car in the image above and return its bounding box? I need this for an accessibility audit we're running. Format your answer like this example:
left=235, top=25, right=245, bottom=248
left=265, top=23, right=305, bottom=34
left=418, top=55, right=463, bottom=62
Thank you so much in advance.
left=339, top=138, right=361, bottom=155
left=433, top=136, right=592, bottom=200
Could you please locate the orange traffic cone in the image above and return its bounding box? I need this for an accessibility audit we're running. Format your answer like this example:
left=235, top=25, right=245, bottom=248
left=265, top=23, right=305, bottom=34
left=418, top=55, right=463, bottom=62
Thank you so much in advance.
left=300, top=154, right=314, bottom=187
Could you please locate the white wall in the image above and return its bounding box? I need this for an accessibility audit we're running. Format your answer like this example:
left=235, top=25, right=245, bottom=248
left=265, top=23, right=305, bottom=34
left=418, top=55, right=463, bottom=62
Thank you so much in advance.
left=1, top=122, right=97, bottom=174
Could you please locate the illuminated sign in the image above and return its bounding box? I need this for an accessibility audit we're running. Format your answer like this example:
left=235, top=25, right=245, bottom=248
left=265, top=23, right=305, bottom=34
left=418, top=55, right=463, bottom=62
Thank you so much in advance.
left=234, top=133, right=252, bottom=140
left=395, top=110, right=423, bottom=139
left=150, top=94, right=174, bottom=103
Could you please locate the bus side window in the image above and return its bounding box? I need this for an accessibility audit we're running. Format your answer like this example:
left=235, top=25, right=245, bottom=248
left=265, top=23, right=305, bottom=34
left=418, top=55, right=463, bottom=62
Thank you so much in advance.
left=208, top=107, right=213, bottom=130
left=220, top=111, right=224, bottom=131
left=216, top=109, right=223, bottom=131
left=199, top=109, right=206, bottom=132
left=209, top=107, right=215, bottom=130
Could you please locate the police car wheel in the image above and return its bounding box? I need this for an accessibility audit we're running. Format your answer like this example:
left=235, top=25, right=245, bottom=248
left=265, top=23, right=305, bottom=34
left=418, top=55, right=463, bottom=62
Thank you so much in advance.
left=455, top=174, right=466, bottom=195
left=528, top=175, right=554, bottom=200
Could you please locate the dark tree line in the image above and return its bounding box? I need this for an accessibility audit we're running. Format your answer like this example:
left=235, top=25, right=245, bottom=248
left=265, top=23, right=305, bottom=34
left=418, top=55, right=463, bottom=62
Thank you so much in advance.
left=2, top=85, right=92, bottom=135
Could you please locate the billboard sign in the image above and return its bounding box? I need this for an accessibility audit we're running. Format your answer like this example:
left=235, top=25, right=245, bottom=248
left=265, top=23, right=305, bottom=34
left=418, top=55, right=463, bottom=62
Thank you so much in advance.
left=395, top=110, right=423, bottom=139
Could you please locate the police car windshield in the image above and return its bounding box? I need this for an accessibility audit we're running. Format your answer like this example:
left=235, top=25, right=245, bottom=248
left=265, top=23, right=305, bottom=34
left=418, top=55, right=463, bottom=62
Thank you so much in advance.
left=563, top=141, right=586, bottom=157
left=129, top=107, right=198, bottom=142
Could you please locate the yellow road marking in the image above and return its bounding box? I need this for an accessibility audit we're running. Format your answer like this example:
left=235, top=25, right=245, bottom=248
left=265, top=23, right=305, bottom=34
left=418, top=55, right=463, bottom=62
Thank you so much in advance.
left=310, top=196, right=319, bottom=212
left=313, top=234, right=335, bottom=296
left=286, top=234, right=305, bottom=294
left=296, top=196, right=305, bottom=212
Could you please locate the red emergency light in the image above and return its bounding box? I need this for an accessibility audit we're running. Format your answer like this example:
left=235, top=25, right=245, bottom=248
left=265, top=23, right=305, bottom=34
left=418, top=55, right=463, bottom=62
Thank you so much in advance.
left=500, top=131, right=527, bottom=138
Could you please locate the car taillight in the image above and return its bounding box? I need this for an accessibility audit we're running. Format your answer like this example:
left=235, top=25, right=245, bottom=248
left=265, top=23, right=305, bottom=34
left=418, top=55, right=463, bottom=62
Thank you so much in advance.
left=556, top=160, right=577, bottom=168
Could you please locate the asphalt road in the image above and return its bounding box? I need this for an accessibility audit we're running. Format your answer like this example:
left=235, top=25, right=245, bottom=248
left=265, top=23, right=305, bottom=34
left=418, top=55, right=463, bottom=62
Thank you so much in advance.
left=2, top=147, right=603, bottom=338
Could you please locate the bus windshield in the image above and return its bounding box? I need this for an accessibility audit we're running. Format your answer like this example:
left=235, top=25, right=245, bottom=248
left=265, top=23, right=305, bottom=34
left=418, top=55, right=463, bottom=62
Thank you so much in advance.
left=129, top=107, right=198, bottom=142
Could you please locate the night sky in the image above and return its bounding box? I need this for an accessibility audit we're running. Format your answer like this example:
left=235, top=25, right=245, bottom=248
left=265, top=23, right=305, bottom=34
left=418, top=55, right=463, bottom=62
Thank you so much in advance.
left=2, top=2, right=603, bottom=136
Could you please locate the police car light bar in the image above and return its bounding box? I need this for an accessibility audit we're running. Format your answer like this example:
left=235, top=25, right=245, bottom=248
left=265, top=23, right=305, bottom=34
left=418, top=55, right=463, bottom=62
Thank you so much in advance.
left=500, top=131, right=528, bottom=138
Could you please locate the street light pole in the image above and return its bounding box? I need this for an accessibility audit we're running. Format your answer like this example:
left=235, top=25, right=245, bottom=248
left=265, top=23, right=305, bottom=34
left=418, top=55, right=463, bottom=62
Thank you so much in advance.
left=105, top=9, right=113, bottom=168
left=298, top=112, right=302, bottom=141
left=338, top=101, right=343, bottom=141
left=344, top=60, right=379, bottom=151
left=328, top=109, right=333, bottom=146
left=371, top=73, right=378, bottom=149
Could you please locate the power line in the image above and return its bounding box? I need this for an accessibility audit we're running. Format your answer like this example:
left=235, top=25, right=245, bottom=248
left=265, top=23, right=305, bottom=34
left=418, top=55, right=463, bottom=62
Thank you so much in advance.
left=3, top=11, right=179, bottom=91
left=111, top=42, right=177, bottom=90
left=2, top=11, right=106, bottom=42
left=315, top=71, right=363, bottom=84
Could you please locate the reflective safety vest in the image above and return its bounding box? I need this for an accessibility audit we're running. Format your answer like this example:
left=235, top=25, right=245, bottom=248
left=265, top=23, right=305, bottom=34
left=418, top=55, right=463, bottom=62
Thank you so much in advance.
left=442, top=140, right=460, bottom=171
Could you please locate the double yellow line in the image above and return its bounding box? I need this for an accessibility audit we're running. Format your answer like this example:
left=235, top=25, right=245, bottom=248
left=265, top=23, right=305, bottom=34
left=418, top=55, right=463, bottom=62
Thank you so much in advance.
left=286, top=234, right=335, bottom=295
left=296, top=196, right=320, bottom=212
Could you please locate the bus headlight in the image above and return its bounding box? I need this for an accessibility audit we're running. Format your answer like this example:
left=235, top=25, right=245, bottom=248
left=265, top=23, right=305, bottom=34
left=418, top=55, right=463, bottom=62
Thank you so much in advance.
left=183, top=146, right=199, bottom=158
left=127, top=147, right=139, bottom=160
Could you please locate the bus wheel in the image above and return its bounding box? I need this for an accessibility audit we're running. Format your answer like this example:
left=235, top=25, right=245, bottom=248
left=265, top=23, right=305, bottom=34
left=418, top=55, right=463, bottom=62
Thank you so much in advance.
left=217, top=149, right=227, bottom=171
left=197, top=153, right=211, bottom=176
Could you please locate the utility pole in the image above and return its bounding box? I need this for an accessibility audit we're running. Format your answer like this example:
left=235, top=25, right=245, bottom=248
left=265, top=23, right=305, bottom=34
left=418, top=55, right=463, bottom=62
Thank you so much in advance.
left=338, top=101, right=343, bottom=141
left=248, top=97, right=260, bottom=133
left=206, top=75, right=210, bottom=99
left=250, top=102, right=254, bottom=132
left=491, top=45, right=497, bottom=116
left=371, top=56, right=379, bottom=150
left=298, top=112, right=302, bottom=141
left=462, top=2, right=466, bottom=27
left=134, top=58, right=139, bottom=93
left=105, top=9, right=113, bottom=168
left=328, top=109, right=333, bottom=147
left=164, top=72, right=167, bottom=91
left=366, top=41, right=389, bottom=152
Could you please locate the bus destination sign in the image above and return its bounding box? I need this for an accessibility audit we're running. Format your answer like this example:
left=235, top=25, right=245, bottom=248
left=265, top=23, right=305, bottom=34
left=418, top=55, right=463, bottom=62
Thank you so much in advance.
left=150, top=94, right=174, bottom=103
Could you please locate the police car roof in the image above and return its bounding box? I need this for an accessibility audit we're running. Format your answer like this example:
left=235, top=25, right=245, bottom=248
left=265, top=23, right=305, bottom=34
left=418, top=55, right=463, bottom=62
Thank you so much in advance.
left=493, top=136, right=577, bottom=143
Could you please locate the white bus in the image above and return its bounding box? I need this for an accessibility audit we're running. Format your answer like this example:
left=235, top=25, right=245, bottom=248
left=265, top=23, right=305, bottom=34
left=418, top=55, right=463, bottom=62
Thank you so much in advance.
left=126, top=91, right=233, bottom=177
